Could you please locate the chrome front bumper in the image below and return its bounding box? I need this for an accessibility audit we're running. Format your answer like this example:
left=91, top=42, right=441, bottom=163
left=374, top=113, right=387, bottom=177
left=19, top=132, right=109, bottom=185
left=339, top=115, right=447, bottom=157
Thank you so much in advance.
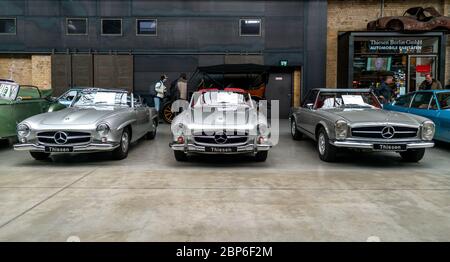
left=14, top=143, right=119, bottom=153
left=331, top=140, right=435, bottom=150
left=169, top=142, right=271, bottom=154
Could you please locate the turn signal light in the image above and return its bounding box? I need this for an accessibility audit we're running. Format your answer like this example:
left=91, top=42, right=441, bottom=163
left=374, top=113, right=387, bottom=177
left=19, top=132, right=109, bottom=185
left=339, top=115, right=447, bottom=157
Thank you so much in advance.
left=257, top=136, right=265, bottom=144
left=177, top=136, right=185, bottom=144
left=101, top=137, right=107, bottom=143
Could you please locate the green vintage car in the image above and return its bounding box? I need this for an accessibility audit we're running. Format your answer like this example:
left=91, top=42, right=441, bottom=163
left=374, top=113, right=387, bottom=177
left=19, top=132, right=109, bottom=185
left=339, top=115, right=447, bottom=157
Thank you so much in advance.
left=0, top=80, right=65, bottom=144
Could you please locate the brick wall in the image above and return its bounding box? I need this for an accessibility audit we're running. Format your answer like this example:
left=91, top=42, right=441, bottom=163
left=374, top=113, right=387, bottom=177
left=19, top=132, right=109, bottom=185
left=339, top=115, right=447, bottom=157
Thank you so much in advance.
left=0, top=55, right=51, bottom=89
left=327, top=0, right=448, bottom=88
left=31, top=55, right=52, bottom=89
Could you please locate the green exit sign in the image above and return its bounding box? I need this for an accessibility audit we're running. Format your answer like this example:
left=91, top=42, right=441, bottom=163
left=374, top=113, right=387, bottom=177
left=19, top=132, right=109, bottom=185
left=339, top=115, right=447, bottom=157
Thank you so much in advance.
left=280, top=60, right=288, bottom=67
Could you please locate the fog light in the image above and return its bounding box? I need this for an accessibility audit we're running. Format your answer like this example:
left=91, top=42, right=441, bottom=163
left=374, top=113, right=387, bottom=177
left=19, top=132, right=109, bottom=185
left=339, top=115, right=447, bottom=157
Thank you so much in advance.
left=101, top=137, right=107, bottom=143
left=21, top=138, right=27, bottom=143
left=177, top=136, right=185, bottom=144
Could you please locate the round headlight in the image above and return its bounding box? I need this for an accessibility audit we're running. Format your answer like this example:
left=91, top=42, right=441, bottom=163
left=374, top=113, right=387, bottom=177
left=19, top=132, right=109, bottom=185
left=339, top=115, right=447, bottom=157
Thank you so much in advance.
left=335, top=120, right=348, bottom=140
left=172, top=123, right=186, bottom=137
left=257, top=124, right=270, bottom=136
left=421, top=121, right=435, bottom=141
left=96, top=123, right=110, bottom=136
left=17, top=124, right=30, bottom=138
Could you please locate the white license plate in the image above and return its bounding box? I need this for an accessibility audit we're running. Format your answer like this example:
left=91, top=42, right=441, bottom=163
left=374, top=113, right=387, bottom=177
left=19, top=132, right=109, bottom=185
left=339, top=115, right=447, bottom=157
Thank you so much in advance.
left=373, top=144, right=407, bottom=151
left=45, top=146, right=73, bottom=153
left=205, top=147, right=237, bottom=153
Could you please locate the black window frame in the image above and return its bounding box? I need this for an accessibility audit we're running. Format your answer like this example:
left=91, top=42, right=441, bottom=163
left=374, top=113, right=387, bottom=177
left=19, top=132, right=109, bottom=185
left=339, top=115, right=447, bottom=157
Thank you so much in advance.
left=66, top=18, right=88, bottom=36
left=101, top=18, right=123, bottom=36
left=0, top=18, right=17, bottom=35
left=239, top=18, right=262, bottom=37
left=136, top=18, right=157, bottom=36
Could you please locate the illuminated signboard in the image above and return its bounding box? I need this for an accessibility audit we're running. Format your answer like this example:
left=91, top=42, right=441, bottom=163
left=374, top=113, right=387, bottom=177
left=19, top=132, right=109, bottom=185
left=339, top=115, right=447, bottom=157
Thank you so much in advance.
left=368, top=39, right=423, bottom=53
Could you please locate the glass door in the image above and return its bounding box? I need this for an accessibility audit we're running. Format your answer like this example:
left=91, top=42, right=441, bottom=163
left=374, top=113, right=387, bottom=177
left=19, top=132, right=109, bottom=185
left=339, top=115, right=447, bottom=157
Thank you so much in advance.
left=408, top=55, right=438, bottom=93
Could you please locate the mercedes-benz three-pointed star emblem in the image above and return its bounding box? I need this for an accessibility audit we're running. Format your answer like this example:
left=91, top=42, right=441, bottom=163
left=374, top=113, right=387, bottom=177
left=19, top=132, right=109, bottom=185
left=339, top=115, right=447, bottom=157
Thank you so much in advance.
left=54, top=131, right=68, bottom=144
left=214, top=133, right=228, bottom=144
left=381, top=126, right=395, bottom=139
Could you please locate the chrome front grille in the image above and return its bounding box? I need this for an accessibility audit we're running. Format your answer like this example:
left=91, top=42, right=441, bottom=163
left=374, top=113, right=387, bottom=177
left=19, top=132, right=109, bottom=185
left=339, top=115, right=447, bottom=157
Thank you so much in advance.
left=194, top=136, right=248, bottom=144
left=192, top=131, right=249, bottom=145
left=351, top=126, right=418, bottom=139
left=37, top=131, right=91, bottom=145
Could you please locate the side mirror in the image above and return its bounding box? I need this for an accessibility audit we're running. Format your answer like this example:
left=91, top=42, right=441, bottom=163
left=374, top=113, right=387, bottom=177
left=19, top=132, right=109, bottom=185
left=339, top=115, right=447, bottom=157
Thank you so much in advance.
left=306, top=103, right=314, bottom=110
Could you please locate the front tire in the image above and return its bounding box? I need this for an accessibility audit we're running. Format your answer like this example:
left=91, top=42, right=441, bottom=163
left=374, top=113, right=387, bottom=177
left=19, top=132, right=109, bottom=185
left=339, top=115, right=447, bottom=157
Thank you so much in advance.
left=291, top=119, right=303, bottom=140
left=112, top=128, right=130, bottom=160
left=254, top=151, right=268, bottom=162
left=174, top=151, right=188, bottom=162
left=400, top=149, right=425, bottom=162
left=30, top=151, right=50, bottom=160
left=146, top=119, right=157, bottom=140
left=317, top=127, right=337, bottom=162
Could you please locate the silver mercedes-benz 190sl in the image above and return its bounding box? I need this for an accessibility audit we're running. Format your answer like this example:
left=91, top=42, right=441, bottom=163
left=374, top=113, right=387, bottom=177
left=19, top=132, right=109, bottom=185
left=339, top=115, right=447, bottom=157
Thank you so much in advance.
left=169, top=88, right=271, bottom=162
left=290, top=89, right=435, bottom=162
left=14, top=88, right=158, bottom=160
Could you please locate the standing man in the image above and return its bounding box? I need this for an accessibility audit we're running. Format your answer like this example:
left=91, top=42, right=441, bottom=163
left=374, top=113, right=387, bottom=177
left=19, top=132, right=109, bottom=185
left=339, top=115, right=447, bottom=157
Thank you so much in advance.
left=419, top=73, right=442, bottom=90
left=153, top=74, right=168, bottom=112
left=375, top=75, right=393, bottom=104
left=177, top=73, right=188, bottom=100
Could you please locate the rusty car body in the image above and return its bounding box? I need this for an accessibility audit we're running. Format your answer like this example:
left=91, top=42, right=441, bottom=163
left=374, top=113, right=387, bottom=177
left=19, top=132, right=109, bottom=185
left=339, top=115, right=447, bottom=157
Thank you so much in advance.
left=367, top=7, right=450, bottom=32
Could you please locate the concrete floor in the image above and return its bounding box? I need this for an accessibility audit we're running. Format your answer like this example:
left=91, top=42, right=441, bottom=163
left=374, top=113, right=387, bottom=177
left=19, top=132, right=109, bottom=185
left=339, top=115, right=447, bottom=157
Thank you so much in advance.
left=0, top=120, right=450, bottom=241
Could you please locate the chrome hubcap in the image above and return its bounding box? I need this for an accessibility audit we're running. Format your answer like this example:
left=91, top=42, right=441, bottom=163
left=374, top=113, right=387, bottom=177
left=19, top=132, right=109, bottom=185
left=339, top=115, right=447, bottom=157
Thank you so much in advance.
left=121, top=132, right=129, bottom=152
left=291, top=121, right=296, bottom=136
left=318, top=133, right=326, bottom=155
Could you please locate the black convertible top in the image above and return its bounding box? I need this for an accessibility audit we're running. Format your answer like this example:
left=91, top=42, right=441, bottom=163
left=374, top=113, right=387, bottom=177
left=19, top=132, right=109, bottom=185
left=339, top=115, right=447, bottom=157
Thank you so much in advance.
left=196, top=64, right=270, bottom=74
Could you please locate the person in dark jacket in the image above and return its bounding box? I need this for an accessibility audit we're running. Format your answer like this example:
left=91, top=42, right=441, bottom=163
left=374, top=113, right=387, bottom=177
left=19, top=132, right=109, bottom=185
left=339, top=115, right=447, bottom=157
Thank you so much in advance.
left=375, top=76, right=393, bottom=104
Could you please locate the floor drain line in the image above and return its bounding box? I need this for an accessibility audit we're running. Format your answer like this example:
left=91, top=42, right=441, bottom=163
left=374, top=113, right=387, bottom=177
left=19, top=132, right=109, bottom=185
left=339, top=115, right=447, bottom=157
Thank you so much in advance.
left=0, top=169, right=97, bottom=230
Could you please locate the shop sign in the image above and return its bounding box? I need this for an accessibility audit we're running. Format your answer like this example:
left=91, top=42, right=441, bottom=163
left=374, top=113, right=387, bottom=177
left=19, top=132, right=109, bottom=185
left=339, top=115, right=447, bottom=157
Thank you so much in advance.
left=368, top=39, right=423, bottom=53
left=416, top=64, right=431, bottom=73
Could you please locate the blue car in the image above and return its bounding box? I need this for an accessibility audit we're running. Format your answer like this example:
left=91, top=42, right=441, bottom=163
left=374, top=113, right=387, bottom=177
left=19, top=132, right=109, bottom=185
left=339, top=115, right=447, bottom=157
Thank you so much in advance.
left=384, top=90, right=450, bottom=143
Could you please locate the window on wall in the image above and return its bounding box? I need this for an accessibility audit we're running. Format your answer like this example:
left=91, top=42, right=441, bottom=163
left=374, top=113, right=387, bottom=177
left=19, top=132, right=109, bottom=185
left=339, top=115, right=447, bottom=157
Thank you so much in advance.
left=66, top=18, right=87, bottom=35
left=136, top=19, right=157, bottom=36
left=0, top=18, right=16, bottom=34
left=239, top=18, right=261, bottom=36
left=101, top=19, right=122, bottom=36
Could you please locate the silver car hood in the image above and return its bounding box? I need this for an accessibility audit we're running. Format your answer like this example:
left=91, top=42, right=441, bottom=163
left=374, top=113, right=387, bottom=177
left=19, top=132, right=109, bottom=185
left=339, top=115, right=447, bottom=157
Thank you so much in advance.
left=39, top=106, right=127, bottom=125
left=325, top=108, right=421, bottom=126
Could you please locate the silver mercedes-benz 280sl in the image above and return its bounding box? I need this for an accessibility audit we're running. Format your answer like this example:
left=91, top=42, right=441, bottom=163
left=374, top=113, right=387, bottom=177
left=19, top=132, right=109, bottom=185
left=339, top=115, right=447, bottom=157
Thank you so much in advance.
left=169, top=88, right=271, bottom=162
left=290, top=89, right=435, bottom=162
left=14, top=88, right=158, bottom=160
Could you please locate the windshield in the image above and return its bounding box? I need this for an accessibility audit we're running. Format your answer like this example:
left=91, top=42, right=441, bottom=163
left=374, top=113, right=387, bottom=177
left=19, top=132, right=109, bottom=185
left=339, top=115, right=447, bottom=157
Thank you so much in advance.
left=190, top=91, right=252, bottom=108
left=72, top=90, right=129, bottom=107
left=437, top=92, right=450, bottom=110
left=0, top=82, right=19, bottom=100
left=315, top=92, right=381, bottom=109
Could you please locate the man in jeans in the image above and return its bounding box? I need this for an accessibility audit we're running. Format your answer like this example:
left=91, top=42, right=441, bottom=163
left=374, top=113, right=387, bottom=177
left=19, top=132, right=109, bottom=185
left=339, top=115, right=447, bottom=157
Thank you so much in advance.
left=152, top=74, right=168, bottom=112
